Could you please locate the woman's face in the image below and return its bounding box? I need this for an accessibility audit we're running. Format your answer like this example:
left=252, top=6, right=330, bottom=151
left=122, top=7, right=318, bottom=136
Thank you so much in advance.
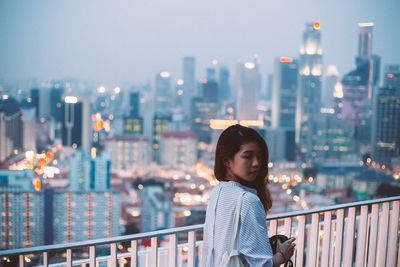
left=226, top=142, right=262, bottom=182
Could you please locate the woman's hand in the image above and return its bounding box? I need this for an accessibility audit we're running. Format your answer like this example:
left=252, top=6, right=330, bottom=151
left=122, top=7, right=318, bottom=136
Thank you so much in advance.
left=277, top=237, right=296, bottom=262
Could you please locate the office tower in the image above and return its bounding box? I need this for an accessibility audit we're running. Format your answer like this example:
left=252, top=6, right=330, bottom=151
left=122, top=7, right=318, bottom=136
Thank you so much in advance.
left=129, top=92, right=140, bottom=117
left=159, top=131, right=197, bottom=169
left=342, top=22, right=380, bottom=154
left=140, top=180, right=173, bottom=232
left=272, top=57, right=298, bottom=129
left=30, top=88, right=40, bottom=119
left=372, top=65, right=400, bottom=167
left=1, top=96, right=23, bottom=152
left=0, top=189, right=120, bottom=248
left=191, top=97, right=219, bottom=144
left=297, top=22, right=323, bottom=162
left=61, top=96, right=92, bottom=151
left=0, top=170, right=34, bottom=192
left=201, top=79, right=219, bottom=103
left=152, top=113, right=172, bottom=161
left=265, top=74, right=273, bottom=102
left=50, top=87, right=64, bottom=123
left=313, top=110, right=354, bottom=161
left=265, top=128, right=296, bottom=162
left=183, top=56, right=196, bottom=110
left=236, top=58, right=262, bottom=121
left=219, top=66, right=231, bottom=102
left=21, top=105, right=36, bottom=152
left=123, top=116, right=143, bottom=135
left=155, top=72, right=171, bottom=113
left=322, top=65, right=340, bottom=108
left=68, top=150, right=111, bottom=191
left=104, top=136, right=150, bottom=171
left=0, top=105, right=9, bottom=162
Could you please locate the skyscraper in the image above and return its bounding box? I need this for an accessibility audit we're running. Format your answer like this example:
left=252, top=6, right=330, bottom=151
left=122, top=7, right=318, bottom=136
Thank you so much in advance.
left=155, top=72, right=171, bottom=113
left=236, top=57, right=261, bottom=121
left=129, top=92, right=140, bottom=117
left=297, top=22, right=323, bottom=162
left=272, top=57, right=298, bottom=129
left=183, top=57, right=196, bottom=110
left=322, top=65, right=340, bottom=108
left=219, top=66, right=231, bottom=102
left=372, top=65, right=400, bottom=167
left=61, top=96, right=92, bottom=151
left=342, top=22, right=380, bottom=154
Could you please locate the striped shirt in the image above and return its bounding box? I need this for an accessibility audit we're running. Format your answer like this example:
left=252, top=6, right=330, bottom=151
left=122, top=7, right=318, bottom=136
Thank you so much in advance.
left=202, top=181, right=273, bottom=267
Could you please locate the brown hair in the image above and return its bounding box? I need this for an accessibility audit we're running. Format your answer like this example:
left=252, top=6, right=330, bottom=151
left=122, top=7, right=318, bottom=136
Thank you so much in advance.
left=214, top=124, right=272, bottom=211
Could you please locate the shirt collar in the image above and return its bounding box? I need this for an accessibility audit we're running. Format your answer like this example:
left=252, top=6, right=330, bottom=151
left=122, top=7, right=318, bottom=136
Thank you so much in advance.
left=222, top=180, right=258, bottom=195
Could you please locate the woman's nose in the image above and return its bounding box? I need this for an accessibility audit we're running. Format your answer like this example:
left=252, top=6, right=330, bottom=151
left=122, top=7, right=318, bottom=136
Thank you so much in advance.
left=252, top=157, right=259, bottom=167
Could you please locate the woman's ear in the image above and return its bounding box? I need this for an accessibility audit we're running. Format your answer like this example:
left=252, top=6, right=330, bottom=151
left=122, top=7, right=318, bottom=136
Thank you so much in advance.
left=223, top=159, right=231, bottom=168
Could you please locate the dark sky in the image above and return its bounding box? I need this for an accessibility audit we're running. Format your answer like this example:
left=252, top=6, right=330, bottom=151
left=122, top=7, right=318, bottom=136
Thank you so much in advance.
left=1, top=0, right=399, bottom=85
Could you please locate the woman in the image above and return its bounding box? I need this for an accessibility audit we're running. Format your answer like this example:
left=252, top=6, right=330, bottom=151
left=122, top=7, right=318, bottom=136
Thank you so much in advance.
left=202, top=124, right=295, bottom=267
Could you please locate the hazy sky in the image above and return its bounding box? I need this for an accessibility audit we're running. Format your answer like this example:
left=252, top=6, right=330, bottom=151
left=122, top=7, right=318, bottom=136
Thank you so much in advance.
left=1, top=0, right=399, bottom=86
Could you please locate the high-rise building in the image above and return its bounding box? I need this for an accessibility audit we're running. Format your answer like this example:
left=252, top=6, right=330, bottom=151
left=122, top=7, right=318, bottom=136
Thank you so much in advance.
left=272, top=57, right=298, bottom=129
left=342, top=22, right=380, bottom=154
left=140, top=180, right=173, bottom=232
left=1, top=96, right=23, bottom=152
left=159, top=131, right=197, bottom=169
left=0, top=103, right=9, bottom=162
left=68, top=150, right=111, bottom=191
left=201, top=79, right=219, bottom=103
left=129, top=92, right=140, bottom=117
left=0, top=189, right=120, bottom=249
left=20, top=97, right=37, bottom=152
left=236, top=58, right=261, bottom=121
left=61, top=96, right=92, bottom=151
left=219, top=66, right=231, bottom=102
left=104, top=136, right=150, bottom=171
left=155, top=72, right=171, bottom=113
left=322, top=65, right=340, bottom=108
left=297, top=22, right=323, bottom=162
left=183, top=56, right=196, bottom=110
left=50, top=87, right=64, bottom=123
left=372, top=65, right=400, bottom=167
left=191, top=97, right=219, bottom=144
left=152, top=113, right=172, bottom=160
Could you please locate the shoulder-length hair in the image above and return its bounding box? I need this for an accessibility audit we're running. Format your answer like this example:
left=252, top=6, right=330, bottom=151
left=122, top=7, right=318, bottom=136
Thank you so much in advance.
left=214, top=124, right=272, bottom=211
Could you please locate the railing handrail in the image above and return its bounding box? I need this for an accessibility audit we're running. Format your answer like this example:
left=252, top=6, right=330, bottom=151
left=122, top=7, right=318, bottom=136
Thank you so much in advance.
left=1, top=195, right=399, bottom=256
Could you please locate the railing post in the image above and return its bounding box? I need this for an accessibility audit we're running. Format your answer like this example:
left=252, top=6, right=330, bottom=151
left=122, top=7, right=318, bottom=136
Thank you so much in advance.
left=308, top=213, right=319, bottom=267
left=42, top=252, right=48, bottom=267
left=321, top=211, right=332, bottom=267
left=367, top=204, right=379, bottom=267
left=168, top=234, right=177, bottom=267
left=89, top=245, right=96, bottom=267
left=343, top=207, right=356, bottom=267
left=19, top=255, right=24, bottom=267
left=295, top=215, right=305, bottom=267
left=355, top=205, right=368, bottom=267
left=109, top=243, right=117, bottom=267
left=151, top=236, right=158, bottom=267
left=376, top=202, right=389, bottom=267
left=333, top=209, right=344, bottom=267
left=66, top=249, right=72, bottom=267
left=188, top=231, right=196, bottom=267
left=386, top=200, right=399, bottom=267
left=130, top=240, right=138, bottom=267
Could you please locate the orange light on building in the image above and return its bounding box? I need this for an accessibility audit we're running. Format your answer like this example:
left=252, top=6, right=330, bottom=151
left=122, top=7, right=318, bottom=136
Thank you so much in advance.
left=46, top=152, right=53, bottom=160
left=279, top=57, right=293, bottom=63
left=313, top=21, right=320, bottom=30
left=33, top=178, right=42, bottom=191
left=39, top=158, right=47, bottom=165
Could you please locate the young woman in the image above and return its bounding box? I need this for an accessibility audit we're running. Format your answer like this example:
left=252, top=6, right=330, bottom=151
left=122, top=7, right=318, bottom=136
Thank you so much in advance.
left=202, top=124, right=295, bottom=267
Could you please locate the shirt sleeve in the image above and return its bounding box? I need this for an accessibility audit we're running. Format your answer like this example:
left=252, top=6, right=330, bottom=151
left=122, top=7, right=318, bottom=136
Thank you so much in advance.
left=238, top=193, right=273, bottom=267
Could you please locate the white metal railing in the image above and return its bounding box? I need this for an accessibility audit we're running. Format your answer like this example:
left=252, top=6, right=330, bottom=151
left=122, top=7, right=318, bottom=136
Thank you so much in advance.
left=0, top=196, right=399, bottom=267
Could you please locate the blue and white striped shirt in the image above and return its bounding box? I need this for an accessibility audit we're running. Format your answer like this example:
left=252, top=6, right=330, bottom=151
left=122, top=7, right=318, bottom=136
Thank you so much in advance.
left=202, top=181, right=273, bottom=267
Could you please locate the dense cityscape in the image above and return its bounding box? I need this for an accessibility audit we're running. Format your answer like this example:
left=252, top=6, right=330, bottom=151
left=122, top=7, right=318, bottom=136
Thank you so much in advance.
left=0, top=17, right=399, bottom=265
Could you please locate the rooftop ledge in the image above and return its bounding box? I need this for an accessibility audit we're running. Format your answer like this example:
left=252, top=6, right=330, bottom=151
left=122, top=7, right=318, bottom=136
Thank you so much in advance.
left=1, top=196, right=399, bottom=267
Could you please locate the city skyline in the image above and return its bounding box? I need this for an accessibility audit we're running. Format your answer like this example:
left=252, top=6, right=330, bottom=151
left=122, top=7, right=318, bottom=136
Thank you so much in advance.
left=0, top=0, right=399, bottom=85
